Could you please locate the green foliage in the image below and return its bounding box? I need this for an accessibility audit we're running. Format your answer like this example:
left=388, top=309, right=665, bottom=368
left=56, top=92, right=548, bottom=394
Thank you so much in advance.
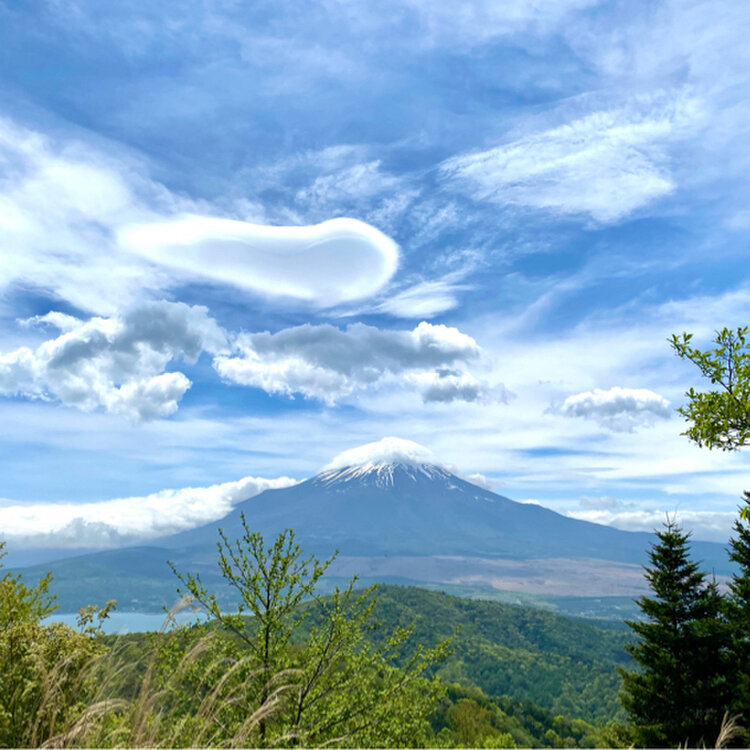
left=726, top=492, right=750, bottom=735
left=427, top=684, right=604, bottom=748
left=618, top=520, right=732, bottom=747
left=0, top=541, right=112, bottom=748
left=169, top=516, right=335, bottom=743
left=168, top=518, right=450, bottom=747
left=170, top=516, right=333, bottom=671
left=322, top=585, right=631, bottom=723
left=670, top=327, right=750, bottom=453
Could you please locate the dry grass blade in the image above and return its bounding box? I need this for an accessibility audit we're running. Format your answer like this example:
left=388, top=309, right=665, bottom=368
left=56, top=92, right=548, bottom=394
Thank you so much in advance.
left=715, top=712, right=744, bottom=749
left=231, top=682, right=299, bottom=747
left=160, top=595, right=201, bottom=633
left=40, top=699, right=130, bottom=748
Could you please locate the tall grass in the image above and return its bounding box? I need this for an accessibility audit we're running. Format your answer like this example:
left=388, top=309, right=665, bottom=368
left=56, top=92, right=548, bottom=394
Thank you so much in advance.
left=27, top=599, right=294, bottom=748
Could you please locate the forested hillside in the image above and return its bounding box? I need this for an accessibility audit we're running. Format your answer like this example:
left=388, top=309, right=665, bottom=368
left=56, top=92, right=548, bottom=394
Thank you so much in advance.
left=298, top=585, right=631, bottom=723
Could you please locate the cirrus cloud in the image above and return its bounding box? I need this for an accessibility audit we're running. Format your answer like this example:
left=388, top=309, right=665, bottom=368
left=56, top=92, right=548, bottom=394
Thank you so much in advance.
left=440, top=94, right=700, bottom=223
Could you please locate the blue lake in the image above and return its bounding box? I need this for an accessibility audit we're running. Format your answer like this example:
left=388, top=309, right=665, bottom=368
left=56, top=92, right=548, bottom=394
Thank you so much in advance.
left=44, top=611, right=208, bottom=634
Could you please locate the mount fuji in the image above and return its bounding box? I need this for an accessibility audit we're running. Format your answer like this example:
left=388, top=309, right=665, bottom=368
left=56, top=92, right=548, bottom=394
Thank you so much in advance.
left=158, top=438, right=726, bottom=565
left=16, top=438, right=732, bottom=613
left=157, top=438, right=656, bottom=562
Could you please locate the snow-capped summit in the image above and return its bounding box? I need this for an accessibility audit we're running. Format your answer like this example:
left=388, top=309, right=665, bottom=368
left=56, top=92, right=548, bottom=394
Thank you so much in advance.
left=316, top=437, right=452, bottom=487
left=322, top=437, right=441, bottom=472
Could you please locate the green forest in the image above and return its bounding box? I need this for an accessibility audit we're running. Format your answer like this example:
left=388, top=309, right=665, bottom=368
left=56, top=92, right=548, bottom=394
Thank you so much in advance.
left=3, top=494, right=750, bottom=748
left=0, top=526, right=622, bottom=749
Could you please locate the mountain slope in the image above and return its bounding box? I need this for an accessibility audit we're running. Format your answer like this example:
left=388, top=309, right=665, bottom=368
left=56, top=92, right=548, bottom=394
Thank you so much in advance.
left=315, top=585, right=632, bottom=722
left=160, top=460, right=728, bottom=570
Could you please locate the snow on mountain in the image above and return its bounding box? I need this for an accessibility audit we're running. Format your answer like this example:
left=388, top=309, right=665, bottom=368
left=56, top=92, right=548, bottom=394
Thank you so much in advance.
left=322, top=437, right=441, bottom=471
left=316, top=437, right=455, bottom=487
left=315, top=436, right=502, bottom=490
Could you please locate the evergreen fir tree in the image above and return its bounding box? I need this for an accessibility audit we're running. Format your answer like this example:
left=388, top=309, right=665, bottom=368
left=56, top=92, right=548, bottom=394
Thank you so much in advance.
left=619, top=519, right=731, bottom=747
left=727, top=491, right=750, bottom=738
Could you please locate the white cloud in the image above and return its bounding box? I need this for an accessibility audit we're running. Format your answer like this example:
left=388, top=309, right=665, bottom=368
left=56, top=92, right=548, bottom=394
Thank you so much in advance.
left=214, top=321, right=496, bottom=404
left=117, top=215, right=399, bottom=306
left=567, top=0, right=750, bottom=102
left=560, top=386, right=672, bottom=432
left=0, top=475, right=298, bottom=548
left=321, top=436, right=440, bottom=471
left=375, top=278, right=468, bottom=318
left=563, top=0, right=750, bottom=216
left=441, top=94, right=700, bottom=223
left=567, top=508, right=737, bottom=543
left=2, top=309, right=496, bottom=417
left=579, top=495, right=628, bottom=510
left=0, top=117, right=400, bottom=314
left=19, top=312, right=86, bottom=334
left=465, top=472, right=497, bottom=491
left=0, top=117, right=158, bottom=313
left=295, top=160, right=402, bottom=208
left=0, top=301, right=226, bottom=421
left=407, top=369, right=508, bottom=404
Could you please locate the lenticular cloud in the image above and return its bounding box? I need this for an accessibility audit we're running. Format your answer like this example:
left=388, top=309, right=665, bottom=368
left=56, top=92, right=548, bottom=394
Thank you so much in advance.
left=118, top=215, right=399, bottom=306
left=322, top=437, right=441, bottom=472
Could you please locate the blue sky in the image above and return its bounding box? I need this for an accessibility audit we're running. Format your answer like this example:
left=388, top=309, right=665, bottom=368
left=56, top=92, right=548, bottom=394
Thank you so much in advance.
left=2, top=0, right=750, bottom=548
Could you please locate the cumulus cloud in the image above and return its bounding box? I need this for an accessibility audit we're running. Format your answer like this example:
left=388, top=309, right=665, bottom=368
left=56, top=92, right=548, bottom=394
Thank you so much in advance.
left=117, top=215, right=399, bottom=306
left=0, top=475, right=298, bottom=548
left=2, top=309, right=497, bottom=416
left=567, top=508, right=737, bottom=543
left=0, top=301, right=227, bottom=420
left=440, top=94, right=700, bottom=223
left=559, top=386, right=672, bottom=431
left=214, top=321, right=497, bottom=404
left=407, top=369, right=509, bottom=404
left=0, top=117, right=400, bottom=314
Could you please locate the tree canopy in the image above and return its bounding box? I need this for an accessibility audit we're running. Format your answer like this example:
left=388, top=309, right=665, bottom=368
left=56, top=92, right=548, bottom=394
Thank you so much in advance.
left=618, top=520, right=732, bottom=747
left=670, top=326, right=750, bottom=451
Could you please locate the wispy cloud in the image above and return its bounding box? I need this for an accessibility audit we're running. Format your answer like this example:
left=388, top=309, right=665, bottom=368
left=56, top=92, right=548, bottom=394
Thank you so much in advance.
left=295, top=160, right=403, bottom=209
left=325, top=0, right=602, bottom=49
left=374, top=277, right=470, bottom=318
left=440, top=94, right=701, bottom=223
